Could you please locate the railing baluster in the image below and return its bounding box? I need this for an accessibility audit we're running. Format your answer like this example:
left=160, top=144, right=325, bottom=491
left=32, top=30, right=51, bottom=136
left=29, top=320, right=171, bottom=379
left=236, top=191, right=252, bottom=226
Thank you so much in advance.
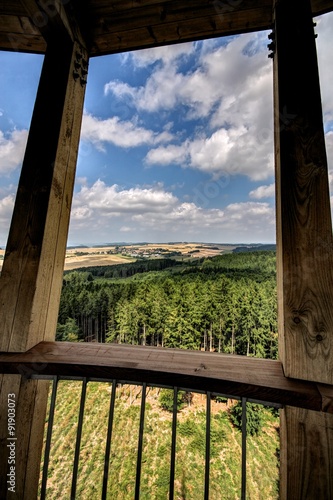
left=241, top=397, right=247, bottom=500
left=135, top=382, right=147, bottom=500
left=169, top=387, right=178, bottom=500
left=36, top=376, right=279, bottom=498
left=204, top=391, right=211, bottom=500
left=40, top=376, right=59, bottom=500
left=71, top=377, right=87, bottom=499
left=101, top=379, right=117, bottom=500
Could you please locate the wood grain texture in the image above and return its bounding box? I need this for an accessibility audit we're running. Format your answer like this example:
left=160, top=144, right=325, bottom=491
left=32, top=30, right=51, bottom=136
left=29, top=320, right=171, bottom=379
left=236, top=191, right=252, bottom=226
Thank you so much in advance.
left=274, top=0, right=333, bottom=384
left=89, top=7, right=273, bottom=56
left=0, top=31, right=45, bottom=52
left=280, top=406, right=333, bottom=499
left=1, top=341, right=333, bottom=412
left=0, top=37, right=87, bottom=352
left=0, top=26, right=87, bottom=499
left=1, top=0, right=333, bottom=56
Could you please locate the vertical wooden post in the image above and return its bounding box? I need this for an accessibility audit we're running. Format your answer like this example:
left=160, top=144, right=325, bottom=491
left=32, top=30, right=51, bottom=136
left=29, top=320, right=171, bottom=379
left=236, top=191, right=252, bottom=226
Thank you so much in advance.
left=274, top=0, right=333, bottom=384
left=273, top=0, right=333, bottom=497
left=0, top=32, right=88, bottom=497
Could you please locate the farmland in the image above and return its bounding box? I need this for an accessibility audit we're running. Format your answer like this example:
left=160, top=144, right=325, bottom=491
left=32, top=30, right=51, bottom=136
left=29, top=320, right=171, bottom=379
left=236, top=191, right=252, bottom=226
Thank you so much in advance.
left=63, top=243, right=236, bottom=271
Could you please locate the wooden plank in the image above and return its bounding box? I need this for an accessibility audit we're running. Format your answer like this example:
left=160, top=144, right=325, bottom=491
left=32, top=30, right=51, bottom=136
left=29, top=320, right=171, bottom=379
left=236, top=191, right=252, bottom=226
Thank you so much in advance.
left=280, top=407, right=333, bottom=499
left=90, top=7, right=273, bottom=56
left=0, top=31, right=45, bottom=52
left=274, top=0, right=333, bottom=384
left=311, top=0, right=333, bottom=16
left=1, top=341, right=331, bottom=412
left=20, top=0, right=79, bottom=44
left=0, top=1, right=29, bottom=17
left=89, top=0, right=272, bottom=25
left=0, top=25, right=88, bottom=499
left=89, top=0, right=272, bottom=33
left=1, top=1, right=333, bottom=56
left=89, top=0, right=184, bottom=14
left=274, top=1, right=333, bottom=496
left=317, top=383, right=333, bottom=413
left=0, top=14, right=39, bottom=34
left=87, top=0, right=333, bottom=17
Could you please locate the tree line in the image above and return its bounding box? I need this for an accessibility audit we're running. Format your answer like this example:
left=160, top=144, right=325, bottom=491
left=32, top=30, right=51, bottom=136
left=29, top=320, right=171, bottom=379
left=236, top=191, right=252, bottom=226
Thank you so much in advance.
left=57, top=251, right=278, bottom=359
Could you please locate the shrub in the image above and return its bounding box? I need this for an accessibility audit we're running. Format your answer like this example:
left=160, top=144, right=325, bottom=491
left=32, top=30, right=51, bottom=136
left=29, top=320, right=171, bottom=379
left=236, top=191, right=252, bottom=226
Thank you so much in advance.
left=159, top=389, right=187, bottom=412
left=229, top=401, right=266, bottom=436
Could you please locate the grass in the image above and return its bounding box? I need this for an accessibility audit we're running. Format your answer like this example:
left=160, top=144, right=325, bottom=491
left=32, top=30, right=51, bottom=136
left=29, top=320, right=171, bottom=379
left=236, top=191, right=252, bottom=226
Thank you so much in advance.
left=39, top=382, right=279, bottom=499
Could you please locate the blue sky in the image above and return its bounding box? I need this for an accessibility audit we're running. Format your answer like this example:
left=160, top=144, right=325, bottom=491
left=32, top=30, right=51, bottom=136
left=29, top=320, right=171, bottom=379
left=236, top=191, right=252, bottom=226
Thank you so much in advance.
left=1, top=12, right=333, bottom=246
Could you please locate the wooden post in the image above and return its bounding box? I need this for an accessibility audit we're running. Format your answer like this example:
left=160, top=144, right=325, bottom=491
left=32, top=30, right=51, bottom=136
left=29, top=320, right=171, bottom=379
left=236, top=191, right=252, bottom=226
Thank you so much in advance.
left=274, top=0, right=333, bottom=384
left=273, top=0, right=333, bottom=497
left=0, top=31, right=88, bottom=497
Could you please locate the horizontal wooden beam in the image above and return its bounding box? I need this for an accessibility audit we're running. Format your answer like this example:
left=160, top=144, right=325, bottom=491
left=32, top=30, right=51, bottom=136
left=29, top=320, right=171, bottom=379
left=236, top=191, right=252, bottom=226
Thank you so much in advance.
left=1, top=0, right=333, bottom=56
left=88, top=2, right=273, bottom=56
left=1, top=341, right=332, bottom=413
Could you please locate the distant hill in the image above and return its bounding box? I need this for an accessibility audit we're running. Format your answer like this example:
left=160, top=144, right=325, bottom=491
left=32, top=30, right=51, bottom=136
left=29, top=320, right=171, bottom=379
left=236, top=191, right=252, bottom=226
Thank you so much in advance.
left=233, top=244, right=276, bottom=253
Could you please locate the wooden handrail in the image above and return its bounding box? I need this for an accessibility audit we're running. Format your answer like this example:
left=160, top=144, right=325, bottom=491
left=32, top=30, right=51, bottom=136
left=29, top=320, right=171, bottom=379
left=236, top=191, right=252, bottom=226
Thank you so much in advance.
left=1, top=341, right=332, bottom=412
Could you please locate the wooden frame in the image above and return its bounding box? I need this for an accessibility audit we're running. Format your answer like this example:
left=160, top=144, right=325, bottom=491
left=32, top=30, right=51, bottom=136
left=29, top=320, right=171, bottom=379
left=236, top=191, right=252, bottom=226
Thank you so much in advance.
left=1, top=0, right=333, bottom=498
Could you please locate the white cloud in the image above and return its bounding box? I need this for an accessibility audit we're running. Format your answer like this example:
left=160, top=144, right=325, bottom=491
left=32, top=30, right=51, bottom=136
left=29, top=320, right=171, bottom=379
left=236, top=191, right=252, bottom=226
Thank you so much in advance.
left=107, top=32, right=274, bottom=180
left=326, top=131, right=333, bottom=174
left=105, top=33, right=272, bottom=120
left=0, top=194, right=15, bottom=244
left=105, top=66, right=185, bottom=114
left=71, top=180, right=178, bottom=217
left=0, top=194, right=14, bottom=221
left=121, top=42, right=195, bottom=68
left=316, top=12, right=333, bottom=125
left=68, top=181, right=275, bottom=243
left=81, top=113, right=173, bottom=151
left=0, top=129, right=28, bottom=175
left=146, top=126, right=274, bottom=181
left=249, top=183, right=275, bottom=199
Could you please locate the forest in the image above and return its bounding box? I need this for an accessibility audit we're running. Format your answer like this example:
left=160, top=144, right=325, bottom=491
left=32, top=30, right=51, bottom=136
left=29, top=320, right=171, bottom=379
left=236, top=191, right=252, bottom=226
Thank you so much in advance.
left=56, top=250, right=278, bottom=360
left=44, top=251, right=280, bottom=498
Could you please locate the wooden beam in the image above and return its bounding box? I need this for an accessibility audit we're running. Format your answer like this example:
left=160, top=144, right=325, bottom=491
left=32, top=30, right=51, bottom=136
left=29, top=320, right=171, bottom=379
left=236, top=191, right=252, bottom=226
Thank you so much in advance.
left=0, top=30, right=88, bottom=500
left=273, top=0, right=333, bottom=497
left=280, top=407, right=333, bottom=498
left=1, top=341, right=333, bottom=413
left=19, top=0, right=80, bottom=44
left=0, top=30, right=45, bottom=52
left=89, top=2, right=273, bottom=56
left=274, top=0, right=333, bottom=385
left=1, top=1, right=333, bottom=56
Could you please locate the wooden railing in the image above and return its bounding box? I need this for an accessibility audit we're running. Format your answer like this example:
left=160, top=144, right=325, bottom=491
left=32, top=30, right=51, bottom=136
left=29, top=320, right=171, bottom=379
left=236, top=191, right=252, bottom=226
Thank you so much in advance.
left=1, top=341, right=333, bottom=498
left=37, top=377, right=264, bottom=499
left=1, top=342, right=332, bottom=412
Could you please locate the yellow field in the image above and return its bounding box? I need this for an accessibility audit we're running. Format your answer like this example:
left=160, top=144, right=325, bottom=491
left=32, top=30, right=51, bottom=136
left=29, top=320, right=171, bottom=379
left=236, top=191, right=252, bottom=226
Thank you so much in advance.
left=0, top=243, right=236, bottom=271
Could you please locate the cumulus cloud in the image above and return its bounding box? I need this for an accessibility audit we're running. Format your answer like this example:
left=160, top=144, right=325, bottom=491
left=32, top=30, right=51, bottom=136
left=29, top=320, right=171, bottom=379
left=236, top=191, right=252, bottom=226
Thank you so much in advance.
left=81, top=113, right=173, bottom=151
left=0, top=194, right=14, bottom=221
left=68, top=180, right=275, bottom=242
left=105, top=33, right=272, bottom=120
left=0, top=193, right=15, bottom=243
left=120, top=42, right=195, bottom=68
left=146, top=126, right=274, bottom=181
left=249, top=183, right=275, bottom=199
left=71, top=180, right=178, bottom=218
left=0, top=129, right=28, bottom=175
left=106, top=32, right=274, bottom=180
left=316, top=12, right=333, bottom=125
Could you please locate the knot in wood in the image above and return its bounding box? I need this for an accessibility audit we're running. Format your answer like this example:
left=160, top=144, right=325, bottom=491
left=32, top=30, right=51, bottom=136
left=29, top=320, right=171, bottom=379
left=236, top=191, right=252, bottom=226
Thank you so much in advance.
left=316, top=334, right=323, bottom=342
left=293, top=316, right=301, bottom=324
left=194, top=363, right=207, bottom=372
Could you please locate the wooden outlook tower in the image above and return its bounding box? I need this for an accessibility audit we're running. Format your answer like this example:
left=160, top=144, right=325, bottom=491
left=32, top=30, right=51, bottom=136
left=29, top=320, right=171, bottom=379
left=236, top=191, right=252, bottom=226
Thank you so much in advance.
left=0, top=0, right=333, bottom=498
